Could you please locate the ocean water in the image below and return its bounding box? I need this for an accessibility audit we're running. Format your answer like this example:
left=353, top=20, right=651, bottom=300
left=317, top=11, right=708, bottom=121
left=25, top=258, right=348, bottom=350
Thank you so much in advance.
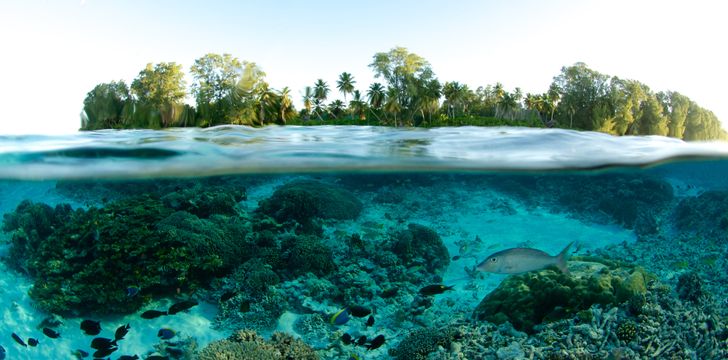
left=0, top=126, right=727, bottom=360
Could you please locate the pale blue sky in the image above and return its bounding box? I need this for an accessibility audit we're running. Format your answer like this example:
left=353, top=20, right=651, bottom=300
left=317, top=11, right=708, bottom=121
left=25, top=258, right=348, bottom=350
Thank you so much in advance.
left=1, top=0, right=726, bottom=134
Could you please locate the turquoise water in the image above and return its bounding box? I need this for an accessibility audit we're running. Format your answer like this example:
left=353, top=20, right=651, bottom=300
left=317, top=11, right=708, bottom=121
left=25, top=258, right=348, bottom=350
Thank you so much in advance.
left=0, top=126, right=727, bottom=360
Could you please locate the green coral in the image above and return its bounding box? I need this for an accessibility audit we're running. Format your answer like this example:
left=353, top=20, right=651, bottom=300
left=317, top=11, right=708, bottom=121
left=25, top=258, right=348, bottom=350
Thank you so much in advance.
left=616, top=321, right=638, bottom=342
left=388, top=223, right=450, bottom=273
left=472, top=258, right=653, bottom=333
left=1, top=190, right=248, bottom=315
left=161, top=185, right=245, bottom=218
left=257, top=180, right=362, bottom=234
left=281, top=234, right=336, bottom=278
left=390, top=326, right=458, bottom=360
left=198, top=329, right=318, bottom=360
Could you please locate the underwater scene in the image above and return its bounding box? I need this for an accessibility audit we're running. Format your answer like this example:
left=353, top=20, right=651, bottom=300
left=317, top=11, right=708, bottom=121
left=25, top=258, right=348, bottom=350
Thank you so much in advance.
left=0, top=126, right=727, bottom=360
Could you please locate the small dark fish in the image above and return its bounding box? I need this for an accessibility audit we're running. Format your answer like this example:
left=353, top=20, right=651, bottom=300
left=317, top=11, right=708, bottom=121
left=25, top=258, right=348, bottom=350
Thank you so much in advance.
left=239, top=300, right=251, bottom=313
left=365, top=315, right=375, bottom=327
left=92, top=346, right=118, bottom=358
left=126, top=286, right=140, bottom=297
left=452, top=255, right=461, bottom=261
left=419, top=284, right=454, bottom=296
left=330, top=308, right=350, bottom=325
left=356, top=335, right=367, bottom=346
left=141, top=310, right=167, bottom=319
left=157, top=328, right=176, bottom=340
left=42, top=327, right=61, bottom=339
left=341, top=333, right=353, bottom=345
left=90, top=337, right=117, bottom=350
left=220, top=290, right=237, bottom=302
left=0, top=345, right=5, bottom=360
left=27, top=337, right=39, bottom=347
left=80, top=319, right=102, bottom=335
left=167, top=300, right=198, bottom=315
left=114, top=323, right=130, bottom=341
left=72, top=348, right=89, bottom=358
left=118, top=355, right=139, bottom=360
left=165, top=347, right=184, bottom=357
left=367, top=334, right=385, bottom=350
left=12, top=332, right=27, bottom=346
left=146, top=355, right=170, bottom=360
left=380, top=287, right=399, bottom=298
left=348, top=305, right=371, bottom=318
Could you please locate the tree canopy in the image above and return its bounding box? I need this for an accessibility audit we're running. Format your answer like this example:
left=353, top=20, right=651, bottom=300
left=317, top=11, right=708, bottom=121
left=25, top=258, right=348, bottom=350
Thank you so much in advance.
left=80, top=51, right=726, bottom=141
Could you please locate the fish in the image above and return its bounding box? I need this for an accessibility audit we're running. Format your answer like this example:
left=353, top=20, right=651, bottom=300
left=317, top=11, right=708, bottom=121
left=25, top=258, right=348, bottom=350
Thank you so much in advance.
left=330, top=307, right=350, bottom=325
left=146, top=355, right=170, bottom=360
left=0, top=345, right=5, bottom=360
left=220, top=291, right=237, bottom=302
left=157, top=328, right=176, bottom=340
left=365, top=315, right=375, bottom=327
left=165, top=347, right=184, bottom=357
left=239, top=300, right=251, bottom=313
left=114, top=323, right=130, bottom=341
left=141, top=310, right=168, bottom=319
left=80, top=319, right=102, bottom=335
left=126, top=286, right=140, bottom=297
left=12, top=332, right=27, bottom=346
left=380, top=287, right=399, bottom=298
left=348, top=305, right=371, bottom=318
left=477, top=242, right=573, bottom=274
left=341, top=333, right=353, bottom=345
left=92, top=346, right=118, bottom=358
left=27, top=338, right=39, bottom=347
left=42, top=327, right=61, bottom=339
left=452, top=255, right=461, bottom=261
left=367, top=334, right=385, bottom=350
left=90, top=337, right=117, bottom=350
left=72, top=349, right=89, bottom=358
left=118, top=355, right=139, bottom=360
left=356, top=335, right=367, bottom=346
left=167, top=300, right=198, bottom=315
left=419, top=284, right=455, bottom=296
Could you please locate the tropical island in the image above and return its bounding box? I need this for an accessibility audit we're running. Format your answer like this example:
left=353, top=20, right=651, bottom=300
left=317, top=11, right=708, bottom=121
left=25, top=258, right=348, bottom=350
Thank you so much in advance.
left=81, top=47, right=726, bottom=141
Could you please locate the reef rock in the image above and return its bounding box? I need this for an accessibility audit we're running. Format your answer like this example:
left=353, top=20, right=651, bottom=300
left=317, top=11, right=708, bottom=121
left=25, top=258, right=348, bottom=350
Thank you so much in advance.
left=473, top=257, right=652, bottom=333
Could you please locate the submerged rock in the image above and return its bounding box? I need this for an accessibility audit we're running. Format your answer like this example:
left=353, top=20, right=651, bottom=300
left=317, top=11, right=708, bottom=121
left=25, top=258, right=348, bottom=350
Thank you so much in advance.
left=472, top=257, right=652, bottom=333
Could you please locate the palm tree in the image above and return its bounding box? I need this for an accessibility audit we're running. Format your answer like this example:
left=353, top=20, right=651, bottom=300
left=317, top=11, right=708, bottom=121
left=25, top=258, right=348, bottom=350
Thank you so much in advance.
left=336, top=72, right=356, bottom=103
left=384, top=87, right=401, bottom=126
left=302, top=86, right=313, bottom=120
left=328, top=100, right=345, bottom=119
left=313, top=79, right=330, bottom=104
left=256, top=83, right=276, bottom=126
left=349, top=90, right=368, bottom=121
left=367, top=82, right=386, bottom=123
left=278, top=86, right=293, bottom=124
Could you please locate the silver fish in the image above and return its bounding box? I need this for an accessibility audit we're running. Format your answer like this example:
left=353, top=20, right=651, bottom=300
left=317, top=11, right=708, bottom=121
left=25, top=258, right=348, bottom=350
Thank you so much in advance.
left=477, top=242, right=573, bottom=274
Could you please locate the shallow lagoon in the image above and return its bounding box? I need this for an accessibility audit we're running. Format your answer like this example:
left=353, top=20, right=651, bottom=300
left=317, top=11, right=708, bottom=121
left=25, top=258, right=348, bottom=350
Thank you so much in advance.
left=0, top=126, right=726, bottom=359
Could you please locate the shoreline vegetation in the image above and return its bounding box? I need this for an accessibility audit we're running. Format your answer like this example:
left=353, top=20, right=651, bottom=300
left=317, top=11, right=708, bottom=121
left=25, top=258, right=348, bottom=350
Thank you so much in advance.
left=81, top=47, right=726, bottom=141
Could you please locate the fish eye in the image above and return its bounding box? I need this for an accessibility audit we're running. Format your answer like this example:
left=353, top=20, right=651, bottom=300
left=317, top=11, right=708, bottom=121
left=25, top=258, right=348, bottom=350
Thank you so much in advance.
left=490, top=257, right=497, bottom=262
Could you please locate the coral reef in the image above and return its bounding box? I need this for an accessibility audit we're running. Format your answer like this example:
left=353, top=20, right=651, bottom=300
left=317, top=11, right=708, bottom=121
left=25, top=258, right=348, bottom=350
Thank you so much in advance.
left=197, top=329, right=318, bottom=360
left=473, top=257, right=652, bottom=333
left=257, top=180, right=363, bottom=234
left=674, top=190, right=728, bottom=237
left=280, top=234, right=337, bottom=278
left=389, top=326, right=460, bottom=360
left=1, top=188, right=248, bottom=314
left=387, top=223, right=450, bottom=274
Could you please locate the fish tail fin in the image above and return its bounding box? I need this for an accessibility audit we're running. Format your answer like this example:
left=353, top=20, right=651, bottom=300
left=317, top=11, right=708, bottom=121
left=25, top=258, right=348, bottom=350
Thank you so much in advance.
left=445, top=285, right=455, bottom=291
left=556, top=242, right=574, bottom=274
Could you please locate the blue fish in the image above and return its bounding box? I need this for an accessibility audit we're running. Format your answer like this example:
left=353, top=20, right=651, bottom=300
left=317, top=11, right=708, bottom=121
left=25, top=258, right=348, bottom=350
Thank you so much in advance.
left=330, top=307, right=350, bottom=326
left=126, top=286, right=140, bottom=297
left=157, top=328, right=176, bottom=340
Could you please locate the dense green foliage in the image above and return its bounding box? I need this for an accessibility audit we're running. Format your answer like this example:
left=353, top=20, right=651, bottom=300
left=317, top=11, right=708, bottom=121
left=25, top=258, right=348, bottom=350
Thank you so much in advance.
left=80, top=49, right=726, bottom=140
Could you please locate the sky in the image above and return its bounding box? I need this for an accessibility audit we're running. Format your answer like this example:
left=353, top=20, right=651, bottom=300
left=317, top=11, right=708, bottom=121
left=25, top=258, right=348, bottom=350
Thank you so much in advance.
left=0, top=0, right=726, bottom=135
